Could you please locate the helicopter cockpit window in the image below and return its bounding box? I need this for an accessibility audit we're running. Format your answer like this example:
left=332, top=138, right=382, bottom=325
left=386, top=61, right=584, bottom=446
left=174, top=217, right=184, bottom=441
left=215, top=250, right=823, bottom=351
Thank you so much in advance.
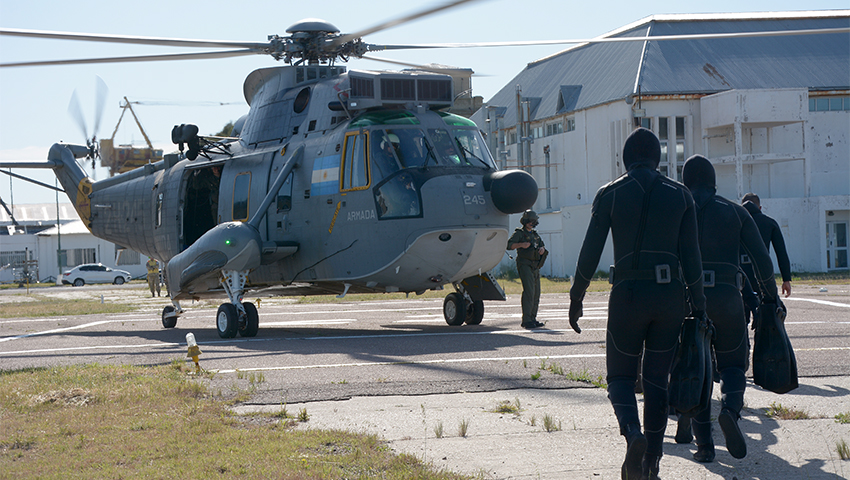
left=371, top=130, right=402, bottom=181
left=381, top=128, right=432, bottom=169
left=232, top=172, right=251, bottom=221
left=341, top=132, right=369, bottom=191
left=428, top=129, right=464, bottom=165
left=452, top=129, right=496, bottom=169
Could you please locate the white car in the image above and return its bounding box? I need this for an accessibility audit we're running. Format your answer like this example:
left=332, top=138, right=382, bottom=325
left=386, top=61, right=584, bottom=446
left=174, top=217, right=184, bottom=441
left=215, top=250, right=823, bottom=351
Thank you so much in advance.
left=61, top=263, right=132, bottom=287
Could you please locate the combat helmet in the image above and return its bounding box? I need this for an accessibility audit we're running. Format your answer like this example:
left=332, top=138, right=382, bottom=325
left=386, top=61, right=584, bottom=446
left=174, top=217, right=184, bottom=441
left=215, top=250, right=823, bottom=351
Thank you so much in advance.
left=520, top=209, right=539, bottom=226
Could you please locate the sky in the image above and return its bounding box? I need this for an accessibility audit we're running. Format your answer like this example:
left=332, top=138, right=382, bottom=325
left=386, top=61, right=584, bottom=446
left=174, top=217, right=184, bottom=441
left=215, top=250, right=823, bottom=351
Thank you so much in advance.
left=1, top=0, right=846, bottom=205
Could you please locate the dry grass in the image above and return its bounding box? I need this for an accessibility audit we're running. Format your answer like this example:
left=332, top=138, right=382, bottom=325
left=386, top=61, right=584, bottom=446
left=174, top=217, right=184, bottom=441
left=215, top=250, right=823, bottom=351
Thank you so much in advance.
left=0, top=363, right=472, bottom=480
left=0, top=295, right=136, bottom=318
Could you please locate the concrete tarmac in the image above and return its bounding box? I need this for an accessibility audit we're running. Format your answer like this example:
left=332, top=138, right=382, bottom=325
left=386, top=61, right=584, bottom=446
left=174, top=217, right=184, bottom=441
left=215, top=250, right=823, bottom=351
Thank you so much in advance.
left=237, top=376, right=850, bottom=479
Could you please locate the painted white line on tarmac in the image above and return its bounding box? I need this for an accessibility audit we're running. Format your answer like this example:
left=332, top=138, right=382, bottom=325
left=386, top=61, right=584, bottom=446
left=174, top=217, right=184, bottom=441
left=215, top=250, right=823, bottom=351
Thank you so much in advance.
left=0, top=320, right=112, bottom=343
left=785, top=297, right=850, bottom=308
left=214, top=353, right=609, bottom=374
left=261, top=320, right=356, bottom=326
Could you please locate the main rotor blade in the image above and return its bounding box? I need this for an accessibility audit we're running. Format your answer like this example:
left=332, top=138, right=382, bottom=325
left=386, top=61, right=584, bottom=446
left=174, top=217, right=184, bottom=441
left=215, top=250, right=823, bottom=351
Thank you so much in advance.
left=93, top=76, right=109, bottom=136
left=0, top=28, right=266, bottom=49
left=68, top=89, right=89, bottom=140
left=365, top=26, right=850, bottom=50
left=0, top=49, right=260, bottom=68
left=332, top=0, right=482, bottom=46
left=361, top=55, right=487, bottom=76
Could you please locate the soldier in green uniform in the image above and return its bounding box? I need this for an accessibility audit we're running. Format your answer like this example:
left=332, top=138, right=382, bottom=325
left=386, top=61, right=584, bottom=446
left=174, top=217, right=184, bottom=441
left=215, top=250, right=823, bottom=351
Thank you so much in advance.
left=507, top=210, right=548, bottom=329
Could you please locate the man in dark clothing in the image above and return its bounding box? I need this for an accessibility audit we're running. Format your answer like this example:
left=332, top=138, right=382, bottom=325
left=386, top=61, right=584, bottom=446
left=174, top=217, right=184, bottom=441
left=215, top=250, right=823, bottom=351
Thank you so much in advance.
left=569, top=128, right=706, bottom=480
left=507, top=210, right=547, bottom=329
left=680, top=156, right=780, bottom=463
left=741, top=193, right=792, bottom=306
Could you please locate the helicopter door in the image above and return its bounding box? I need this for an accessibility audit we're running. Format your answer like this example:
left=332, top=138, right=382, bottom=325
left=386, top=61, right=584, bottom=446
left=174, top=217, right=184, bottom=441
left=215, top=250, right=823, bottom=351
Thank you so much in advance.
left=183, top=165, right=222, bottom=249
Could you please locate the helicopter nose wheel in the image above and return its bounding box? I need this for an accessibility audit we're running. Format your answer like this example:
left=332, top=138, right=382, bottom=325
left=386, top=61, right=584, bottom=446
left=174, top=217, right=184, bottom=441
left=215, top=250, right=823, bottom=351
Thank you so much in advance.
left=443, top=293, right=484, bottom=326
left=217, top=269, right=259, bottom=338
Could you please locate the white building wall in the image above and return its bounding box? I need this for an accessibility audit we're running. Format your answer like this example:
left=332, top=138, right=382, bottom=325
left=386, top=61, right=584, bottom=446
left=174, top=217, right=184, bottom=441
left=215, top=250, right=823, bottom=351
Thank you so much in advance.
left=495, top=88, right=849, bottom=277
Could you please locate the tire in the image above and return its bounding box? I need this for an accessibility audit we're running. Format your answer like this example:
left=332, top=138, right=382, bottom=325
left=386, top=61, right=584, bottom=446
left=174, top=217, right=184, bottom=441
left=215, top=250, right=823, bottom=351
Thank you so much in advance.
left=216, top=303, right=239, bottom=338
left=73, top=278, right=84, bottom=287
left=443, top=293, right=465, bottom=326
left=465, top=300, right=485, bottom=325
left=240, top=302, right=259, bottom=337
left=113, top=277, right=125, bottom=285
left=161, top=306, right=177, bottom=328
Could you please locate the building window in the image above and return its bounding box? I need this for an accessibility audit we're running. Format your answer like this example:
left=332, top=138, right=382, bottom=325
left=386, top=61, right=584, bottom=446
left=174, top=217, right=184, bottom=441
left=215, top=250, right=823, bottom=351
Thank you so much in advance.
left=546, top=122, right=564, bottom=136
left=657, top=116, right=686, bottom=180
left=809, top=96, right=850, bottom=112
left=69, top=248, right=96, bottom=267
left=115, top=247, right=141, bottom=266
left=0, top=251, right=28, bottom=268
left=566, top=117, right=576, bottom=132
left=508, top=131, right=517, bottom=145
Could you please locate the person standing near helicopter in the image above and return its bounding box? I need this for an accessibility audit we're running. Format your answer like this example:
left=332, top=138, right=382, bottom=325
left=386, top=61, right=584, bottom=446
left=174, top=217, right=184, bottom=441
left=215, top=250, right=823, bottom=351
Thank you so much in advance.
left=507, top=210, right=547, bottom=329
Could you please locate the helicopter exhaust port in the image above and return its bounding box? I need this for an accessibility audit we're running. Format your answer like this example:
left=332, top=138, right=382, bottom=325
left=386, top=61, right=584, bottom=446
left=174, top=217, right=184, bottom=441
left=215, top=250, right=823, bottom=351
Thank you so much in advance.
left=483, top=170, right=538, bottom=214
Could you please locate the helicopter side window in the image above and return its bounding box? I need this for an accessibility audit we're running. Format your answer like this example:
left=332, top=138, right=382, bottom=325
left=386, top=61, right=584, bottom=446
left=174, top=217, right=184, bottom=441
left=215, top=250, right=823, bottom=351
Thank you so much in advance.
left=232, top=172, right=251, bottom=221
left=156, top=192, right=164, bottom=227
left=375, top=171, right=421, bottom=220
left=341, top=132, right=369, bottom=191
left=370, top=130, right=401, bottom=182
left=428, top=129, right=463, bottom=165
left=276, top=173, right=293, bottom=212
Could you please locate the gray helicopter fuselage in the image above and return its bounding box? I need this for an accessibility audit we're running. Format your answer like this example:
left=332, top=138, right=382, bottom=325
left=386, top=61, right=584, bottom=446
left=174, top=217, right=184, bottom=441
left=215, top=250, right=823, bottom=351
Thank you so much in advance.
left=79, top=66, right=536, bottom=298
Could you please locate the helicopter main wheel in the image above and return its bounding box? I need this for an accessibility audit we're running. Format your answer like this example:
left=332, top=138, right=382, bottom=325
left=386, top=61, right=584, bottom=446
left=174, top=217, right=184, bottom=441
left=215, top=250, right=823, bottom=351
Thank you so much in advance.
left=443, top=293, right=465, bottom=326
left=161, top=305, right=177, bottom=328
left=465, top=300, right=485, bottom=325
left=239, top=302, right=259, bottom=337
left=216, top=303, right=239, bottom=338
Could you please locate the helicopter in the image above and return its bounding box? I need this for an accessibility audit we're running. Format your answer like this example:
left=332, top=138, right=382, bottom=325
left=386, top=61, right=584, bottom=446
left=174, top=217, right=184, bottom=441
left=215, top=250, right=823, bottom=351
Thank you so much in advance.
left=0, top=0, right=539, bottom=338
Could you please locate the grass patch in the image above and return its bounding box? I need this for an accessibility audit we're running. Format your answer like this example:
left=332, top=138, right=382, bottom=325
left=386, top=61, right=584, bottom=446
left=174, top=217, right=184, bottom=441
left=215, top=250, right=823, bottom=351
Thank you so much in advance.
left=0, top=363, right=472, bottom=479
left=458, top=419, right=470, bottom=437
left=492, top=398, right=522, bottom=415
left=537, top=360, right=608, bottom=389
left=836, top=412, right=850, bottom=424
left=0, top=294, right=136, bottom=318
left=542, top=414, right=562, bottom=433
left=838, top=439, right=849, bottom=460
left=764, top=402, right=813, bottom=420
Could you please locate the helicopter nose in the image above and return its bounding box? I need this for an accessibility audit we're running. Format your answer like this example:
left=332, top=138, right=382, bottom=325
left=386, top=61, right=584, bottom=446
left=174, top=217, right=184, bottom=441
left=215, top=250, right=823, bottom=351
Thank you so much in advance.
left=484, top=169, right=538, bottom=214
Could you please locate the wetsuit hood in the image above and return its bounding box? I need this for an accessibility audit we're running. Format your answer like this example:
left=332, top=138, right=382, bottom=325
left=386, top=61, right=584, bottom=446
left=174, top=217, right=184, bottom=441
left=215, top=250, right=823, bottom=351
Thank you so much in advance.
left=682, top=155, right=716, bottom=190
left=743, top=200, right=761, bottom=217
left=623, top=127, right=661, bottom=171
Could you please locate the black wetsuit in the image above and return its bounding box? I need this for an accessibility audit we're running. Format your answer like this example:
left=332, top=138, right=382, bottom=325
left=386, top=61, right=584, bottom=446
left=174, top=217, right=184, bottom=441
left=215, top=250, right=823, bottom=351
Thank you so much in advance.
left=687, top=189, right=779, bottom=447
left=570, top=165, right=706, bottom=458
left=740, top=201, right=791, bottom=319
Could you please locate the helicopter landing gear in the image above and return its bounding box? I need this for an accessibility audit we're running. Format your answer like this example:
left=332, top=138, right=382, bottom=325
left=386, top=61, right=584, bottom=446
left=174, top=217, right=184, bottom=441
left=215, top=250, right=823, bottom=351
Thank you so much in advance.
left=442, top=291, right=485, bottom=326
left=217, top=269, right=259, bottom=338
left=161, top=301, right=183, bottom=329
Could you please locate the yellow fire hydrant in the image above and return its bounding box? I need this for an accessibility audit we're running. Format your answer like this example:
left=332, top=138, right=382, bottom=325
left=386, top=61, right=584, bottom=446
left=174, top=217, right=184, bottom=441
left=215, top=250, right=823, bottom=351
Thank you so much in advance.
left=186, top=332, right=202, bottom=373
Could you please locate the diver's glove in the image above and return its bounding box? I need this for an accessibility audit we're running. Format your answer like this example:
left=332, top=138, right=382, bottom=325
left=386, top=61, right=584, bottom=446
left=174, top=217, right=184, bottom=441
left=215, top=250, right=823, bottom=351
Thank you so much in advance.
left=569, top=296, right=583, bottom=334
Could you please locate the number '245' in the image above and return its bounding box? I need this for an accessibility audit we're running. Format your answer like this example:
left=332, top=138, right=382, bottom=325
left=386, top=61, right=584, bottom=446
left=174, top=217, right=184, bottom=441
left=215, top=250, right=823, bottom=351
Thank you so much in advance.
left=464, top=194, right=486, bottom=205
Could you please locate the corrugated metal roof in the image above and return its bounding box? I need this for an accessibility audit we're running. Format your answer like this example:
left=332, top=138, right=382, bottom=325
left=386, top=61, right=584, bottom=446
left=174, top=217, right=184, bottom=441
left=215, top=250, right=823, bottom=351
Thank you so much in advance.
left=0, top=203, right=80, bottom=225
left=472, top=11, right=850, bottom=127
left=35, top=219, right=90, bottom=236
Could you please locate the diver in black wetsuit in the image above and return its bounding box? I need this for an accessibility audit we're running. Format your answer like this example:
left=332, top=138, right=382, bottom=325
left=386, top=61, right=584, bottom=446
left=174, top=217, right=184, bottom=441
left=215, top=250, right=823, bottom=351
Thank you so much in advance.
left=679, top=155, right=780, bottom=463
left=569, top=128, right=706, bottom=480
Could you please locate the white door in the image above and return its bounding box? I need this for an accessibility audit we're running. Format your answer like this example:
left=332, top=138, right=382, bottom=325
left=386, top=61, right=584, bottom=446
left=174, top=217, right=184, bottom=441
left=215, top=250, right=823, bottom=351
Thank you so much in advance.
left=826, top=222, right=848, bottom=270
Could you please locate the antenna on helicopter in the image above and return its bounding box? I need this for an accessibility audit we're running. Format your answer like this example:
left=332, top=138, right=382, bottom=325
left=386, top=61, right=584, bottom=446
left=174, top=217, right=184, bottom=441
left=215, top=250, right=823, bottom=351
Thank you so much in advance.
left=67, top=76, right=108, bottom=178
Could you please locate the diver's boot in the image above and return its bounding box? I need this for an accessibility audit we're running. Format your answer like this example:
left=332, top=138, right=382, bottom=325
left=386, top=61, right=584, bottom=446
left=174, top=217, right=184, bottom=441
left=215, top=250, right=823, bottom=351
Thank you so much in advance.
left=621, top=423, right=646, bottom=480
left=693, top=442, right=715, bottom=463
left=674, top=416, right=693, bottom=444
left=718, top=408, right=747, bottom=459
left=641, top=453, right=661, bottom=480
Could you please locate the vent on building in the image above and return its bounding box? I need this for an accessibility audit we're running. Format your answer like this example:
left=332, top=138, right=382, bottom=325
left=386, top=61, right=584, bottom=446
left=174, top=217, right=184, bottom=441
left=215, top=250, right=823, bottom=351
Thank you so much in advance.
left=381, top=78, right=416, bottom=101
